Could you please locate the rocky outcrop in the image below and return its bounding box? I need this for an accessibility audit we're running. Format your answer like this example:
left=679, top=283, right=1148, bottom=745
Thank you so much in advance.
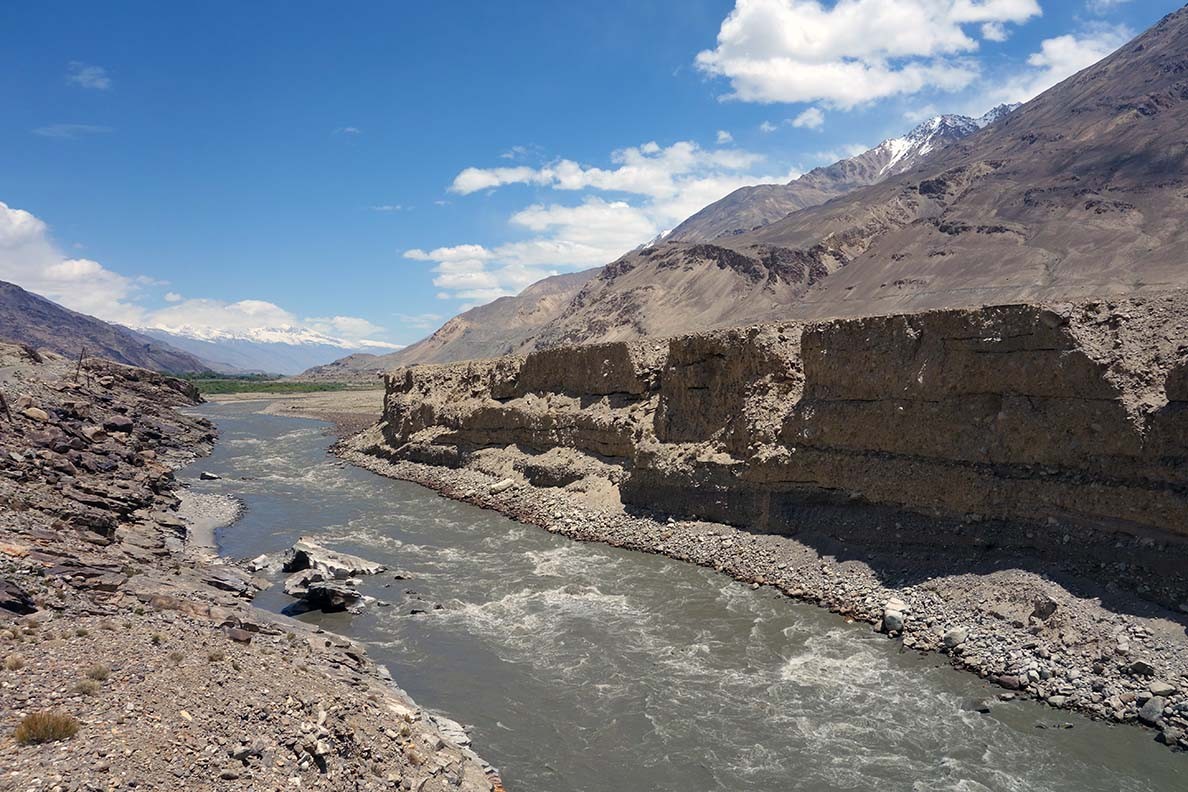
left=362, top=293, right=1188, bottom=605
left=278, top=538, right=385, bottom=613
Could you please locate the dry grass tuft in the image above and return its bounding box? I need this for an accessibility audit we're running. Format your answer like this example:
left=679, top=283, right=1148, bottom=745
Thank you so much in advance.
left=3, top=653, right=25, bottom=671
left=72, top=679, right=101, bottom=696
left=207, top=649, right=225, bottom=663
left=14, top=711, right=79, bottom=745
left=85, top=663, right=110, bottom=682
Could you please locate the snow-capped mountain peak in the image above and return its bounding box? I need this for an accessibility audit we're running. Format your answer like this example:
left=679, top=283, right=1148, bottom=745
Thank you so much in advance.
left=141, top=323, right=359, bottom=349
left=133, top=323, right=403, bottom=376
left=874, top=103, right=1021, bottom=177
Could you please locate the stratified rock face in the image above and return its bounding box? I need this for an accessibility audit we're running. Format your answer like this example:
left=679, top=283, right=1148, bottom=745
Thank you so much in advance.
left=367, top=293, right=1188, bottom=542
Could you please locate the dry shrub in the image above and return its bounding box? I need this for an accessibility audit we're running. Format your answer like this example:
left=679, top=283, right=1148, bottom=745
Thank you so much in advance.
left=85, top=663, right=109, bottom=682
left=72, top=679, right=101, bottom=696
left=14, top=711, right=79, bottom=745
left=3, top=653, right=25, bottom=671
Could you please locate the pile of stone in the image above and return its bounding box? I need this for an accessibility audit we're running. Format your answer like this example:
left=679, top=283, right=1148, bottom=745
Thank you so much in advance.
left=262, top=538, right=386, bottom=613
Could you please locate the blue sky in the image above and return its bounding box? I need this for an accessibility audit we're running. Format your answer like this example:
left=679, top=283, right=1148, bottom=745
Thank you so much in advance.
left=0, top=0, right=1179, bottom=347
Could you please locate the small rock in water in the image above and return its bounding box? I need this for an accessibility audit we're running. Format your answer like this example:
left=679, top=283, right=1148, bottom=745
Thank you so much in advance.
left=1138, top=696, right=1166, bottom=726
left=200, top=471, right=221, bottom=481
left=881, top=597, right=906, bottom=633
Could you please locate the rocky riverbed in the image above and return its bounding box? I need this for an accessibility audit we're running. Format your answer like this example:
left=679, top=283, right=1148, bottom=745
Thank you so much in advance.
left=0, top=344, right=502, bottom=790
left=338, top=429, right=1188, bottom=755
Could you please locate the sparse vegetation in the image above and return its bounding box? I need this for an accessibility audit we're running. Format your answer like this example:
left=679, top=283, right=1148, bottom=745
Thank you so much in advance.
left=72, top=679, right=101, bottom=696
left=207, top=649, right=225, bottom=663
left=168, top=651, right=184, bottom=664
left=4, top=653, right=26, bottom=671
left=75, top=627, right=89, bottom=638
left=151, top=632, right=164, bottom=646
left=85, top=663, right=110, bottom=682
left=181, top=373, right=356, bottom=395
left=14, top=711, right=79, bottom=745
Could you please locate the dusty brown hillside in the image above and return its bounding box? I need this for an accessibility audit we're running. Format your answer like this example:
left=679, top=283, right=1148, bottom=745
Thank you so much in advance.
left=530, top=8, right=1188, bottom=348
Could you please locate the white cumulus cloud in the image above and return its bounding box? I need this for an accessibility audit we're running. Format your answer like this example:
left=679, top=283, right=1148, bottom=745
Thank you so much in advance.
left=695, top=0, right=1041, bottom=108
left=790, top=106, right=825, bottom=129
left=981, top=24, right=1131, bottom=106
left=0, top=200, right=394, bottom=347
left=414, top=140, right=799, bottom=302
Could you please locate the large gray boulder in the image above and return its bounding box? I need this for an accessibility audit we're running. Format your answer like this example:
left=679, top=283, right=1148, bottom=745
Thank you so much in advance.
left=281, top=538, right=385, bottom=579
left=280, top=538, right=383, bottom=613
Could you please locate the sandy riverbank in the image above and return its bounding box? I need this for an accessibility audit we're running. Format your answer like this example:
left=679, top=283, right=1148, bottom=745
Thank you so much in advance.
left=206, top=389, right=385, bottom=438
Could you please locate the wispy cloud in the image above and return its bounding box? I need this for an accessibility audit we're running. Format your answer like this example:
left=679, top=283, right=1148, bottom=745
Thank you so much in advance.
left=370, top=204, right=407, bottom=212
left=716, top=130, right=733, bottom=144
left=32, top=124, right=112, bottom=139
left=334, top=126, right=361, bottom=135
left=66, top=61, right=111, bottom=91
left=789, top=107, right=825, bottom=130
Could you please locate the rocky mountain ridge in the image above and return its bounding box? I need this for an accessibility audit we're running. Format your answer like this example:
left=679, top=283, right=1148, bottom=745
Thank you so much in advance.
left=0, top=280, right=214, bottom=374
left=301, top=268, right=599, bottom=380
left=667, top=104, right=1019, bottom=244
left=526, top=8, right=1188, bottom=348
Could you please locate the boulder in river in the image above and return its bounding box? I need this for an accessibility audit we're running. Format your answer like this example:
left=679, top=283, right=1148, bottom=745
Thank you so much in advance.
left=280, top=539, right=382, bottom=613
left=281, top=538, right=385, bottom=579
left=284, top=569, right=368, bottom=613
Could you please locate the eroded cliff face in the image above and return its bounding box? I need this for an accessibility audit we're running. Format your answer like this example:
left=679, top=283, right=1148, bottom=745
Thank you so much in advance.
left=365, top=293, right=1188, bottom=544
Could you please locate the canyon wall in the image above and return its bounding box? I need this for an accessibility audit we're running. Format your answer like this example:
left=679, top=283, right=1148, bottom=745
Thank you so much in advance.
left=367, top=293, right=1188, bottom=543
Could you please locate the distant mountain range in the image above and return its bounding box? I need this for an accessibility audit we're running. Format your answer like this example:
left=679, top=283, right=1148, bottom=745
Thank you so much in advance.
left=313, top=7, right=1188, bottom=374
left=667, top=104, right=1018, bottom=244
left=137, top=326, right=400, bottom=376
left=302, top=269, right=597, bottom=378
left=0, top=280, right=211, bottom=373
left=0, top=278, right=397, bottom=376
left=305, top=105, right=1022, bottom=377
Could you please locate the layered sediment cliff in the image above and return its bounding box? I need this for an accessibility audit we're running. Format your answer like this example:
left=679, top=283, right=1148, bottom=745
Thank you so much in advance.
left=363, top=293, right=1188, bottom=595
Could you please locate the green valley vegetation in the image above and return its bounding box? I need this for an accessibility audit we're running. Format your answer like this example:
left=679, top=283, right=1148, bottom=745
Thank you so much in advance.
left=180, top=373, right=371, bottom=395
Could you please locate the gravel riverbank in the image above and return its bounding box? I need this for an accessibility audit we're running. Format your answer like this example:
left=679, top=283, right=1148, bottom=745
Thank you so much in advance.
left=336, top=433, right=1188, bottom=755
left=0, top=349, right=502, bottom=790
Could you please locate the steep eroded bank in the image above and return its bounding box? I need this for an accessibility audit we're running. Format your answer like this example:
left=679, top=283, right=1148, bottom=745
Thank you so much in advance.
left=347, top=292, right=1188, bottom=749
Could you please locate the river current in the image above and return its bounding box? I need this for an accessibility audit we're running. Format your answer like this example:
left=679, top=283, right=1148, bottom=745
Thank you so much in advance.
left=182, top=403, right=1181, bottom=791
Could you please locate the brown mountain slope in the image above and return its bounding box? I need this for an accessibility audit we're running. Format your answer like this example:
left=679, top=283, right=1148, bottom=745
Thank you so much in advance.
left=0, top=280, right=213, bottom=373
left=748, top=9, right=1188, bottom=319
left=300, top=268, right=598, bottom=379
left=667, top=105, right=1017, bottom=243
left=534, top=7, right=1188, bottom=347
